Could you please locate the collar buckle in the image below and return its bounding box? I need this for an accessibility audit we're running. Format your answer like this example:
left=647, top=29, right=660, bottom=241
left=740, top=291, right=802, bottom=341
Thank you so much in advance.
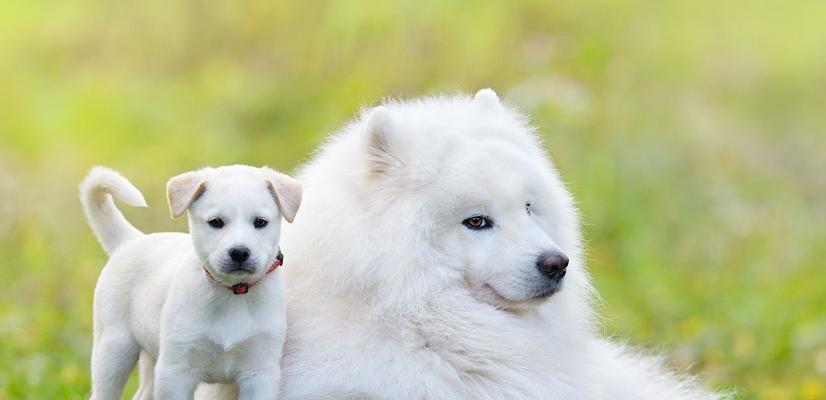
left=231, top=283, right=250, bottom=295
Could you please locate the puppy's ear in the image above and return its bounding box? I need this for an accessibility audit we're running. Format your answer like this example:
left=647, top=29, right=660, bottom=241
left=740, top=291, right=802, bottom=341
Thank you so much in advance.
left=473, top=88, right=503, bottom=111
left=166, top=170, right=208, bottom=219
left=364, top=106, right=404, bottom=177
left=264, top=168, right=302, bottom=223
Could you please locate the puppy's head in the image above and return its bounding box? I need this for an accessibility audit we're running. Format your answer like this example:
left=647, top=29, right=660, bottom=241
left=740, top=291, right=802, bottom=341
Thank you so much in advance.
left=167, top=165, right=302, bottom=284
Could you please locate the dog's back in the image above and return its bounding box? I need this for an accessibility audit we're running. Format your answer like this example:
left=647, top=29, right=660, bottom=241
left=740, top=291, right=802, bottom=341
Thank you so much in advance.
left=94, top=232, right=191, bottom=357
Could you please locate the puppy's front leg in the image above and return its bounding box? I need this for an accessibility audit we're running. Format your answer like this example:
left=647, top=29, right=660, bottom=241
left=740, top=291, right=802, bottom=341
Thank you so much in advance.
left=237, top=367, right=281, bottom=400
left=154, top=363, right=198, bottom=400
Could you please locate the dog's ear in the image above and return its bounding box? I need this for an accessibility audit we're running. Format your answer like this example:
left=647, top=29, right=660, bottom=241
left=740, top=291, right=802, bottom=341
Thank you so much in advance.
left=166, top=170, right=208, bottom=219
left=473, top=88, right=503, bottom=111
left=264, top=168, right=302, bottom=223
left=364, top=106, right=404, bottom=177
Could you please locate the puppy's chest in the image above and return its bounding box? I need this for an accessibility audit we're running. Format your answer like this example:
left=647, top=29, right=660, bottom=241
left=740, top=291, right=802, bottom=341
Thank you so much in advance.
left=180, top=304, right=282, bottom=382
left=206, top=307, right=266, bottom=347
left=187, top=331, right=277, bottom=382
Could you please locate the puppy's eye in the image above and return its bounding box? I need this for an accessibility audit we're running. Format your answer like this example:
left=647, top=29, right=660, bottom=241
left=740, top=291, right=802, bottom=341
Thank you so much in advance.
left=462, top=216, right=492, bottom=230
left=208, top=218, right=224, bottom=229
left=253, top=218, right=268, bottom=229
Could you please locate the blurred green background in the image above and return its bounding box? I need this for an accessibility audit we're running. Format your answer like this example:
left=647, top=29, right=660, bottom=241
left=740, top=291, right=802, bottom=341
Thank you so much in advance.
left=1, top=0, right=825, bottom=398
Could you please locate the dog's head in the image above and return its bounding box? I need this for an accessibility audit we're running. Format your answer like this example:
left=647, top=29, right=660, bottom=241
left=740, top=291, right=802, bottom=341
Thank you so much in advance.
left=167, top=165, right=302, bottom=285
left=359, top=89, right=581, bottom=311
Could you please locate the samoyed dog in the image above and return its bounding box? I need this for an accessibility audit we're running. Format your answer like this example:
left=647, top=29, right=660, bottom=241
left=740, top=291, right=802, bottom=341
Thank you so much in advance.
left=197, top=89, right=721, bottom=399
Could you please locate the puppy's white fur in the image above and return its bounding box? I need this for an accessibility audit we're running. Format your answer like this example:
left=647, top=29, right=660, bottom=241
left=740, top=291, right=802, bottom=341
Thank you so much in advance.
left=82, top=165, right=301, bottom=400
left=197, top=91, right=723, bottom=399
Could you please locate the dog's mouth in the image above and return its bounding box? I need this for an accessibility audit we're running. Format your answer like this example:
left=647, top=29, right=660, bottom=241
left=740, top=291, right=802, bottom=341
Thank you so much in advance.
left=225, top=267, right=256, bottom=275
left=480, top=282, right=561, bottom=310
left=481, top=283, right=514, bottom=304
left=531, top=280, right=563, bottom=299
left=217, top=259, right=259, bottom=275
left=204, top=264, right=257, bottom=285
left=482, top=283, right=513, bottom=304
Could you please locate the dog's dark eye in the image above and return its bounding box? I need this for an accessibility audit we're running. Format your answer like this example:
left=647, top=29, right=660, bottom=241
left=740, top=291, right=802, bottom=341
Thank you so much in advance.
left=208, top=218, right=224, bottom=229
left=253, top=218, right=268, bottom=229
left=462, top=216, right=492, bottom=230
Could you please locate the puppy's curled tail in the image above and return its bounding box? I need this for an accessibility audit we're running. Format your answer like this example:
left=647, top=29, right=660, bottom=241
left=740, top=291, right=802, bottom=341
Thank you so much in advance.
left=80, top=167, right=147, bottom=255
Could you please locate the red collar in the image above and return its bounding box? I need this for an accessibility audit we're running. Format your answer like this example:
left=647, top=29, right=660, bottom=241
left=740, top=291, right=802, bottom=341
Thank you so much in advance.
left=204, top=251, right=283, bottom=295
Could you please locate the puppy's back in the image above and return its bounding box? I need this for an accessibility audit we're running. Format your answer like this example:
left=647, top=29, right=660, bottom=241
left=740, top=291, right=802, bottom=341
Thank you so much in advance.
left=94, top=232, right=192, bottom=357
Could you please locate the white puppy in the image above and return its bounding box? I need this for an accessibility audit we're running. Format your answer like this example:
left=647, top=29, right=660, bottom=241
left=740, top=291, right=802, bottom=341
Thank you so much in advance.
left=81, top=165, right=301, bottom=400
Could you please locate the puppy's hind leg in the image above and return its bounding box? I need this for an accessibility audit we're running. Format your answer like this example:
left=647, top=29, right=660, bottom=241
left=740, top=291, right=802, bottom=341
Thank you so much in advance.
left=132, top=351, right=156, bottom=400
left=90, top=332, right=140, bottom=400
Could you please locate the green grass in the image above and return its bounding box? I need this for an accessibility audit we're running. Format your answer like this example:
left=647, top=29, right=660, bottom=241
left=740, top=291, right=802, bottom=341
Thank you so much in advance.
left=1, top=0, right=825, bottom=398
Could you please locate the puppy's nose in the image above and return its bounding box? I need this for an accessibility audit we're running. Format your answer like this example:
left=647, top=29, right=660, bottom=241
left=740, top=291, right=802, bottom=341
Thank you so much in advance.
left=228, top=246, right=250, bottom=262
left=536, top=250, right=569, bottom=281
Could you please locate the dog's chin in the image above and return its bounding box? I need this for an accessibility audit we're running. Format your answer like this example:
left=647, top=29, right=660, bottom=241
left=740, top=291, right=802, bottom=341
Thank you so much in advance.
left=205, top=263, right=261, bottom=285
left=475, top=283, right=561, bottom=312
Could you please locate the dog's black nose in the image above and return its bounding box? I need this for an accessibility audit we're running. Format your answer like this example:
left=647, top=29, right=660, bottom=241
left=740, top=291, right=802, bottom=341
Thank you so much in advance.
left=536, top=250, right=569, bottom=281
left=228, top=247, right=250, bottom=262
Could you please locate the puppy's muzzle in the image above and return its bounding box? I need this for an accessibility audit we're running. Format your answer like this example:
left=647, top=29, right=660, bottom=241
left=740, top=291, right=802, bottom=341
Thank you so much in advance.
left=229, top=246, right=250, bottom=262
left=224, top=246, right=255, bottom=273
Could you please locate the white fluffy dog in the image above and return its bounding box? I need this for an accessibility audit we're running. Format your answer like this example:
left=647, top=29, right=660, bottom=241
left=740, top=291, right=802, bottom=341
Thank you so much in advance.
left=81, top=165, right=301, bottom=400
left=197, top=90, right=722, bottom=399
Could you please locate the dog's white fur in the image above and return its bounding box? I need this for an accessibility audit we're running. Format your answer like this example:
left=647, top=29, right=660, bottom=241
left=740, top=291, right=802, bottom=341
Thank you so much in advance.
left=197, top=90, right=722, bottom=399
left=81, top=165, right=301, bottom=400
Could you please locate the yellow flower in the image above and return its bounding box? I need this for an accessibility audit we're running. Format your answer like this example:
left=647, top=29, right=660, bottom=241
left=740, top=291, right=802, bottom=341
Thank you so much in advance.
left=761, top=386, right=791, bottom=400
left=801, top=379, right=825, bottom=400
